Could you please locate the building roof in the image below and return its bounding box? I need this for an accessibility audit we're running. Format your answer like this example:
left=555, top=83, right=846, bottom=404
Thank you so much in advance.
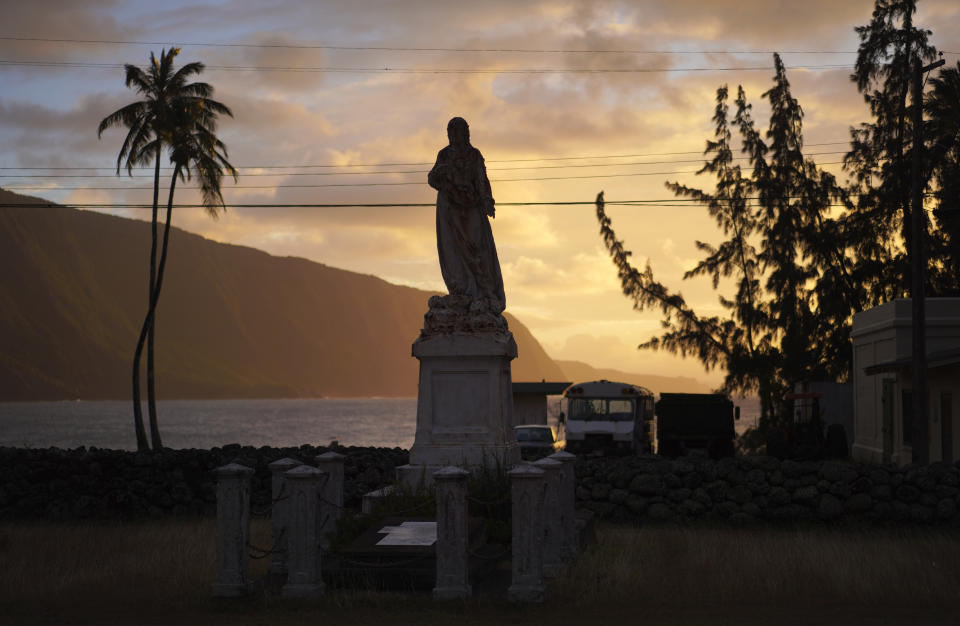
left=863, top=346, right=960, bottom=375
left=512, top=381, right=572, bottom=396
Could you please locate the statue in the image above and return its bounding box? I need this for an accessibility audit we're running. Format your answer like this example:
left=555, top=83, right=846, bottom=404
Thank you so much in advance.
left=423, top=117, right=507, bottom=335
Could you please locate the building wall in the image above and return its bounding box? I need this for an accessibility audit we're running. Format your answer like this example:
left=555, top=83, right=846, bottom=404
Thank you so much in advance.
left=513, top=395, right=547, bottom=425
left=851, top=298, right=960, bottom=465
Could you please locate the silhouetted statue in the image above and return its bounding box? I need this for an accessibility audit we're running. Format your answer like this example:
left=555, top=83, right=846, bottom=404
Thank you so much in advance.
left=423, top=117, right=507, bottom=335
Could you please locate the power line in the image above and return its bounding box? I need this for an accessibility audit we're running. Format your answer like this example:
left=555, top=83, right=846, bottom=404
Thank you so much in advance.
left=2, top=35, right=958, bottom=56
left=0, top=59, right=856, bottom=74
left=0, top=151, right=851, bottom=178
left=3, top=161, right=848, bottom=190
left=0, top=142, right=853, bottom=171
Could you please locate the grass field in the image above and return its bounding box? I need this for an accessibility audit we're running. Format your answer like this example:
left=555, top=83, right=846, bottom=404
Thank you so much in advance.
left=3, top=519, right=960, bottom=625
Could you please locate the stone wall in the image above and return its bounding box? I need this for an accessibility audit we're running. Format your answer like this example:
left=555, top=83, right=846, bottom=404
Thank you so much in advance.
left=575, top=455, right=960, bottom=525
left=4, top=446, right=960, bottom=526
left=0, top=445, right=407, bottom=521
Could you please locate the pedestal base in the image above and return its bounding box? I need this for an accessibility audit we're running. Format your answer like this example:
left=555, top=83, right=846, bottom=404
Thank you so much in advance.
left=403, top=332, right=520, bottom=485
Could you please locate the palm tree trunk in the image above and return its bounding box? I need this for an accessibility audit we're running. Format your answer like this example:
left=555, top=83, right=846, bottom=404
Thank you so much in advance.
left=144, top=167, right=180, bottom=450
left=131, top=149, right=162, bottom=452
left=146, top=146, right=161, bottom=449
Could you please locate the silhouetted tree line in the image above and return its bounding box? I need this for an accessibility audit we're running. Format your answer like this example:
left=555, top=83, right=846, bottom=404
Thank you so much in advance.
left=597, top=0, right=960, bottom=443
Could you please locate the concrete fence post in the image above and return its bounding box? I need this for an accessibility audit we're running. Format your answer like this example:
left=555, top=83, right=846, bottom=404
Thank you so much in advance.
left=282, top=465, right=327, bottom=598
left=549, top=451, right=577, bottom=561
left=508, top=464, right=546, bottom=603
left=432, top=466, right=472, bottom=600
left=267, top=457, right=302, bottom=575
left=533, top=457, right=563, bottom=577
left=212, top=463, right=254, bottom=598
left=315, top=451, right=346, bottom=548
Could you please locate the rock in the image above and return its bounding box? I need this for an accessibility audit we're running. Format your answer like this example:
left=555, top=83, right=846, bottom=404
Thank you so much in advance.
left=819, top=462, right=843, bottom=482
left=629, top=474, right=664, bottom=496
left=741, top=502, right=762, bottom=518
left=728, top=485, right=752, bottom=505
left=845, top=493, right=873, bottom=514
left=679, top=499, right=704, bottom=516
left=792, top=486, right=819, bottom=506
left=591, top=483, right=611, bottom=501
left=646, top=502, right=676, bottom=522
left=936, top=498, right=957, bottom=520
left=896, top=485, right=921, bottom=503
left=608, top=488, right=628, bottom=505
left=818, top=494, right=844, bottom=520
left=769, top=487, right=791, bottom=506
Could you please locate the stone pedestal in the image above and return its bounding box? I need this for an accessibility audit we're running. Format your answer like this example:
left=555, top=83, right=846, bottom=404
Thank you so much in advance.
left=315, top=451, right=345, bottom=548
left=432, top=466, right=472, bottom=600
left=212, top=463, right=254, bottom=598
left=508, top=465, right=546, bottom=603
left=533, top=457, right=563, bottom=578
left=282, top=465, right=327, bottom=599
left=549, top=451, right=578, bottom=561
left=398, top=332, right=520, bottom=485
left=267, top=457, right=302, bottom=575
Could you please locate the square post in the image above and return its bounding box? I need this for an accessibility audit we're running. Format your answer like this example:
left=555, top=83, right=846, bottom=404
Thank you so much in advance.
left=508, top=465, right=546, bottom=603
left=282, top=465, right=327, bottom=598
left=267, top=457, right=302, bottom=575
left=212, top=463, right=254, bottom=597
left=432, top=466, right=472, bottom=600
left=315, top=451, right=346, bottom=548
left=533, top=457, right=563, bottom=577
left=549, top=451, right=577, bottom=560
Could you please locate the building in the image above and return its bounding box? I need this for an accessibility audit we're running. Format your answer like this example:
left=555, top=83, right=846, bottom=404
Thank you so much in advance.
left=851, top=298, right=960, bottom=465
left=511, top=381, right=571, bottom=426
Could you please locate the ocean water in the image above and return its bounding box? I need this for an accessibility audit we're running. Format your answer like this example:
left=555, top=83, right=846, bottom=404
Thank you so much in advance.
left=0, top=395, right=759, bottom=451
left=0, top=398, right=418, bottom=451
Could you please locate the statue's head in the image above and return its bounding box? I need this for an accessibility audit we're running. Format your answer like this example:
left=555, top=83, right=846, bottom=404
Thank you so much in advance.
left=447, top=117, right=470, bottom=147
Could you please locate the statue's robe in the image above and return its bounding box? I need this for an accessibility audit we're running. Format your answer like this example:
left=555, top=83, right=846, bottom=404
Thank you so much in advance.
left=427, top=144, right=505, bottom=312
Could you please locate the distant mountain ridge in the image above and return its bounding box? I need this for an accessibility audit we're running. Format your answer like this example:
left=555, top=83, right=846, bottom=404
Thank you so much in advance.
left=0, top=189, right=566, bottom=400
left=555, top=359, right=712, bottom=394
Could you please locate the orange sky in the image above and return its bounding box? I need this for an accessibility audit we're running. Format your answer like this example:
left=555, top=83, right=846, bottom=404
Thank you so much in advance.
left=3, top=0, right=959, bottom=386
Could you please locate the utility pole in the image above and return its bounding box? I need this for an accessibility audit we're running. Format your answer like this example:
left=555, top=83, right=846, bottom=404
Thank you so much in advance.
left=910, top=54, right=945, bottom=465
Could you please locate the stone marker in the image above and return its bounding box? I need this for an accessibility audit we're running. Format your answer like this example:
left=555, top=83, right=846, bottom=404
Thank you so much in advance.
left=212, top=463, right=254, bottom=597
left=549, top=450, right=577, bottom=560
left=282, top=465, right=327, bottom=598
left=432, top=466, right=472, bottom=600
left=508, top=464, right=546, bottom=603
left=533, top=456, right=563, bottom=577
left=267, top=457, right=302, bottom=574
left=315, top=451, right=345, bottom=547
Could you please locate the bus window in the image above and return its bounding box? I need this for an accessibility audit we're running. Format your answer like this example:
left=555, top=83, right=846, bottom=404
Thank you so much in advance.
left=569, top=399, right=605, bottom=421
left=608, top=400, right=634, bottom=421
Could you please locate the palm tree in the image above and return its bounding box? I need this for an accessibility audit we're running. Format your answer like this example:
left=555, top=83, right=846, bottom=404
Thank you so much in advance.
left=97, top=48, right=232, bottom=450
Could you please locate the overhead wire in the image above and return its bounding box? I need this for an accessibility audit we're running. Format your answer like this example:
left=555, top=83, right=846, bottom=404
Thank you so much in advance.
left=1, top=35, right=958, bottom=56
left=0, top=59, right=857, bottom=74
left=0, top=151, right=851, bottom=178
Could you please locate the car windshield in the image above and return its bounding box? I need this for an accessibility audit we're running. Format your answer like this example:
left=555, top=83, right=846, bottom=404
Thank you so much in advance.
left=516, top=427, right=553, bottom=443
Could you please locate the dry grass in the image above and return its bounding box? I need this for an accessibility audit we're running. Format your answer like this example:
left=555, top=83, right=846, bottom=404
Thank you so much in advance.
left=553, top=524, right=960, bottom=607
left=3, top=519, right=960, bottom=625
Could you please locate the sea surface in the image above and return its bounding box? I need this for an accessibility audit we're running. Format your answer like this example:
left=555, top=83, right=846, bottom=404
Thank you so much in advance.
left=0, top=398, right=418, bottom=451
left=0, top=395, right=758, bottom=451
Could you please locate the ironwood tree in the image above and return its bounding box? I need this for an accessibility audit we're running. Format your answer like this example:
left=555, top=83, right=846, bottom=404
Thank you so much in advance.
left=596, top=55, right=854, bottom=442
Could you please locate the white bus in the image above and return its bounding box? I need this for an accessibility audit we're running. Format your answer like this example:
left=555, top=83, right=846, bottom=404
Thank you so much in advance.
left=562, top=380, right=655, bottom=454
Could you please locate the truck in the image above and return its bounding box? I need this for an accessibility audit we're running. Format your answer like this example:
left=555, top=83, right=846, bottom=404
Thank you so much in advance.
left=562, top=380, right=655, bottom=454
left=654, top=393, right=738, bottom=458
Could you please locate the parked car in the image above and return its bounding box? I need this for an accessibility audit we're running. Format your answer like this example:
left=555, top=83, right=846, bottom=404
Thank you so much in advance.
left=514, top=424, right=564, bottom=459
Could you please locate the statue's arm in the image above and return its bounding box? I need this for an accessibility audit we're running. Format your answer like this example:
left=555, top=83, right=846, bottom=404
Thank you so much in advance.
left=428, top=150, right=447, bottom=191
left=477, top=152, right=495, bottom=218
